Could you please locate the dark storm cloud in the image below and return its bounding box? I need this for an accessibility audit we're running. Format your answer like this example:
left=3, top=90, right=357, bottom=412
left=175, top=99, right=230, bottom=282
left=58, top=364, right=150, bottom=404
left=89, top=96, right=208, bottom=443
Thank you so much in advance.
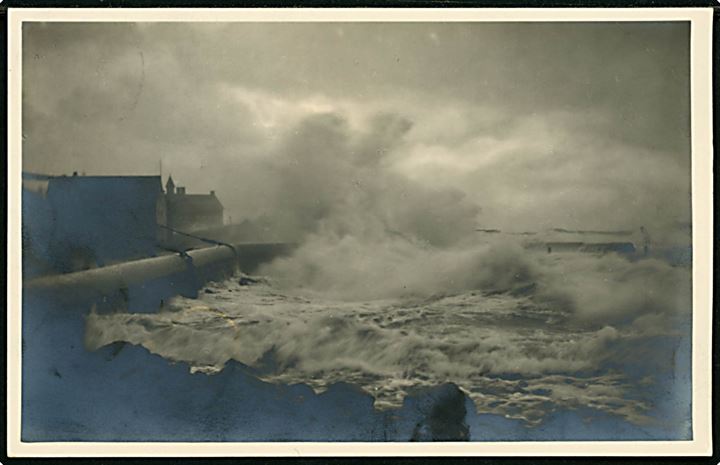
left=22, top=21, right=691, bottom=236
left=125, top=22, right=689, bottom=153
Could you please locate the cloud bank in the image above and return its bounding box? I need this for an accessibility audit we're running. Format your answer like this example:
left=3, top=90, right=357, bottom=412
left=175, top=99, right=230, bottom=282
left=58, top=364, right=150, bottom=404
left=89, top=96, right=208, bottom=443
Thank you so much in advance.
left=23, top=21, right=691, bottom=236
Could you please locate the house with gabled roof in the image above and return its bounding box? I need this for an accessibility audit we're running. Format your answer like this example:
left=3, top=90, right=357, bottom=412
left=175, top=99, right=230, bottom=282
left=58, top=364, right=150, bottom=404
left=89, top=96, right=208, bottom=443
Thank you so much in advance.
left=164, top=175, right=224, bottom=233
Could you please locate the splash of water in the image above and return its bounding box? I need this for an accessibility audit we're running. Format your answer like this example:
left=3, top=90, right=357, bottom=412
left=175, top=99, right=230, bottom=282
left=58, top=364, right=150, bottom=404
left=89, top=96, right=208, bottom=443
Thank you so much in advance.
left=85, top=245, right=690, bottom=427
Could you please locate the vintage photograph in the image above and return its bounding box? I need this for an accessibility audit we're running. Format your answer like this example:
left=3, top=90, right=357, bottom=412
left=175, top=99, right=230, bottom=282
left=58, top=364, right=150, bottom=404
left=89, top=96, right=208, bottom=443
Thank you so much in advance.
left=8, top=8, right=713, bottom=454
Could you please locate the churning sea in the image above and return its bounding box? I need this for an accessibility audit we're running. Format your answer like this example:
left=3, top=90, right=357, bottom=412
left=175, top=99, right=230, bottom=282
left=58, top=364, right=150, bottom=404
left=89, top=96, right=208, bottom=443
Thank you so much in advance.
left=84, top=235, right=693, bottom=441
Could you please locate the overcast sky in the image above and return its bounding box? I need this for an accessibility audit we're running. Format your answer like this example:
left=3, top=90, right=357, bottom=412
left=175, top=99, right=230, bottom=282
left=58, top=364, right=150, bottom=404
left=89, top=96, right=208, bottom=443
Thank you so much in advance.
left=22, top=21, right=691, bottom=235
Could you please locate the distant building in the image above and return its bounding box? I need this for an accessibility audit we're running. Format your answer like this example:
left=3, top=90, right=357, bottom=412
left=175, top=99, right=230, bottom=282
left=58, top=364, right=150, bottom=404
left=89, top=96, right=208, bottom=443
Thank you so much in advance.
left=22, top=172, right=226, bottom=275
left=164, top=175, right=223, bottom=232
left=22, top=172, right=166, bottom=274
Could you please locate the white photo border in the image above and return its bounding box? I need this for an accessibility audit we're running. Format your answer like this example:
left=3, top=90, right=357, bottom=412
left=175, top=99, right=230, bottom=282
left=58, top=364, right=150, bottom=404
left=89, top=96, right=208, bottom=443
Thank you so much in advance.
left=6, top=7, right=714, bottom=457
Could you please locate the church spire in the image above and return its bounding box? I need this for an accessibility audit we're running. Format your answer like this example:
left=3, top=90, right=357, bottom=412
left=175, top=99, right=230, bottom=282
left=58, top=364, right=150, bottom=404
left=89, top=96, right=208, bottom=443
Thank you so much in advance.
left=166, top=175, right=175, bottom=195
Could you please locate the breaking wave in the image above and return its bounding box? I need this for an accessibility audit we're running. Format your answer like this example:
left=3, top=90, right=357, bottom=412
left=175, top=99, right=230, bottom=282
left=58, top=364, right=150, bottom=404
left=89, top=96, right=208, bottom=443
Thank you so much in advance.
left=85, top=242, right=690, bottom=427
left=84, top=111, right=691, bottom=431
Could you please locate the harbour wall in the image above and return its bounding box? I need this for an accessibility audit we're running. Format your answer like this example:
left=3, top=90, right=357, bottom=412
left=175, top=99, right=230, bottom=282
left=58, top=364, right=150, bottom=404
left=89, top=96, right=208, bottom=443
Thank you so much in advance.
left=21, top=240, right=678, bottom=442
left=21, top=242, right=473, bottom=442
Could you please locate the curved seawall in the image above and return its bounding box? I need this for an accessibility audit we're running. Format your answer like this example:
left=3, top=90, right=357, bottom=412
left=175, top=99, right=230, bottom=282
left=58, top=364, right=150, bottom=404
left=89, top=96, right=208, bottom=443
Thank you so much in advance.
left=21, top=244, right=472, bottom=442
left=21, top=243, right=691, bottom=442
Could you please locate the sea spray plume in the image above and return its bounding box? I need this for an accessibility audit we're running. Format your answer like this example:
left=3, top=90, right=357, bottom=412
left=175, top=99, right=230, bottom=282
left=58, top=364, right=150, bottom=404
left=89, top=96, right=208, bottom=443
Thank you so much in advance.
left=258, top=111, right=481, bottom=245
left=250, top=110, right=542, bottom=299
left=262, top=235, right=537, bottom=300
left=531, top=253, right=691, bottom=330
left=262, top=113, right=354, bottom=240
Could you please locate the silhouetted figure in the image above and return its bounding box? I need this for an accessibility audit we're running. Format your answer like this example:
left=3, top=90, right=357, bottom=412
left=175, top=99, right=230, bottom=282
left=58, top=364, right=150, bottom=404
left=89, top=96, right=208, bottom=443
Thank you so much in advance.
left=640, top=226, right=651, bottom=257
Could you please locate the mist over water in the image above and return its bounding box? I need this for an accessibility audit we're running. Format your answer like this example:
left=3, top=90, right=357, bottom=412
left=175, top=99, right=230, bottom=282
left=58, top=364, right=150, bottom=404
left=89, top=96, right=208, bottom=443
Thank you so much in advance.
left=85, top=240, right=691, bottom=430
left=83, top=110, right=692, bottom=434
left=253, top=111, right=690, bottom=336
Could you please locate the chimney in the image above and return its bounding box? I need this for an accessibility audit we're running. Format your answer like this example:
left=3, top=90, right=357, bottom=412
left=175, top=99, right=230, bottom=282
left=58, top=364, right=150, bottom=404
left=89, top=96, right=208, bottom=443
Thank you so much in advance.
left=210, top=190, right=215, bottom=196
left=72, top=171, right=78, bottom=176
left=178, top=187, right=186, bottom=195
